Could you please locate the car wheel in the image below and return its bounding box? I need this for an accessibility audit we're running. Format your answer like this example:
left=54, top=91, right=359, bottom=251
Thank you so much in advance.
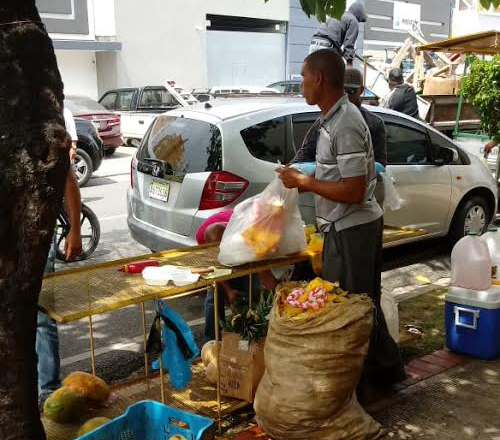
left=450, top=196, right=490, bottom=243
left=104, top=147, right=117, bottom=156
left=73, top=149, right=93, bottom=187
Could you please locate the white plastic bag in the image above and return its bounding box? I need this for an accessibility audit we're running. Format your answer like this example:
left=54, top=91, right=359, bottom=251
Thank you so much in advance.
left=381, top=292, right=400, bottom=344
left=381, top=169, right=405, bottom=211
left=218, top=177, right=307, bottom=266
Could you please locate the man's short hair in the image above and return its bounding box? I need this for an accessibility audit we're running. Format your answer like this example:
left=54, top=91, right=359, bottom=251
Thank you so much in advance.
left=388, top=68, right=404, bottom=83
left=344, top=67, right=364, bottom=88
left=304, top=49, right=345, bottom=90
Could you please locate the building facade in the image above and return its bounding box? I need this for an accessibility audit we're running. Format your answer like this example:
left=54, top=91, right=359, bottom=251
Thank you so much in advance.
left=37, top=0, right=289, bottom=99
left=452, top=0, right=500, bottom=37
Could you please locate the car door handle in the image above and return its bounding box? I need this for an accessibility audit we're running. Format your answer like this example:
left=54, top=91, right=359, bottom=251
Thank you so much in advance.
left=138, top=120, right=144, bottom=124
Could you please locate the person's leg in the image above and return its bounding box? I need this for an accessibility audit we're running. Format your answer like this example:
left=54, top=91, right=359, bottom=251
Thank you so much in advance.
left=324, top=219, right=404, bottom=384
left=36, top=311, right=61, bottom=396
left=203, top=286, right=225, bottom=342
left=36, top=232, right=61, bottom=401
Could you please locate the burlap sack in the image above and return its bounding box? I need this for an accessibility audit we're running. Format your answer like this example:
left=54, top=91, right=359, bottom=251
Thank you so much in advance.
left=254, top=287, right=383, bottom=440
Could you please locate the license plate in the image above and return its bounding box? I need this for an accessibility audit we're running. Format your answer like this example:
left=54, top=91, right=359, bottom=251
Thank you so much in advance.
left=149, top=180, right=170, bottom=202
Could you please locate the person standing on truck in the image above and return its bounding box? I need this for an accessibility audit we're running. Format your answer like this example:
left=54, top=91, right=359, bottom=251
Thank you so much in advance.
left=309, top=1, right=367, bottom=65
left=277, top=49, right=404, bottom=399
left=382, top=68, right=419, bottom=119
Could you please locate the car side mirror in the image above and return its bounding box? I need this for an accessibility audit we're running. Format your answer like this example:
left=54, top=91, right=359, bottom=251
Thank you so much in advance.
left=434, top=147, right=456, bottom=166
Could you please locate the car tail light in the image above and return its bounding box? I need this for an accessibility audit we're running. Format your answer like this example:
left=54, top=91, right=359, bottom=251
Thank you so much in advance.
left=108, top=116, right=120, bottom=126
left=199, top=171, right=248, bottom=210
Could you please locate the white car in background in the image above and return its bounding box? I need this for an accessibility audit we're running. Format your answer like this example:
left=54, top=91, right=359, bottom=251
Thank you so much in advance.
left=127, top=97, right=497, bottom=252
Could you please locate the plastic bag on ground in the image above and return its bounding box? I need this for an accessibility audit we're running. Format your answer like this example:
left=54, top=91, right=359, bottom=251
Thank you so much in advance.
left=151, top=300, right=199, bottom=388
left=254, top=292, right=383, bottom=440
left=218, top=176, right=307, bottom=266
left=380, top=292, right=400, bottom=344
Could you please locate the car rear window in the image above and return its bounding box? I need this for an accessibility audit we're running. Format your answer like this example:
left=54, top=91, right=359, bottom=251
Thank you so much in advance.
left=65, top=97, right=107, bottom=114
left=138, top=115, right=222, bottom=174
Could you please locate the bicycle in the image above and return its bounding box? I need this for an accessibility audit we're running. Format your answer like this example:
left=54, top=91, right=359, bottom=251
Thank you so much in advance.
left=56, top=203, right=101, bottom=262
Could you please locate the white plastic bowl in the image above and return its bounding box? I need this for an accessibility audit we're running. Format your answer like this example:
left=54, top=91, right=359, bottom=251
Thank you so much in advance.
left=142, top=266, right=199, bottom=287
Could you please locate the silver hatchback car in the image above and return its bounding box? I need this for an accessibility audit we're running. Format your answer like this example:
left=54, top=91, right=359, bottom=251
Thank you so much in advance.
left=127, top=97, right=497, bottom=251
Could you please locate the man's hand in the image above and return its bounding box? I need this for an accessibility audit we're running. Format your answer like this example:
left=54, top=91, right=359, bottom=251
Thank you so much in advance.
left=64, top=228, right=82, bottom=261
left=484, top=140, right=498, bottom=156
left=276, top=166, right=310, bottom=190
left=69, top=141, right=77, bottom=160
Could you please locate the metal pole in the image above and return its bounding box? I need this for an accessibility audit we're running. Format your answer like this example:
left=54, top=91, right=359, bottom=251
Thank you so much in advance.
left=453, top=56, right=470, bottom=138
left=88, top=315, right=96, bottom=375
left=213, top=282, right=222, bottom=433
left=141, top=302, right=149, bottom=377
left=248, top=274, right=253, bottom=309
left=158, top=302, right=165, bottom=403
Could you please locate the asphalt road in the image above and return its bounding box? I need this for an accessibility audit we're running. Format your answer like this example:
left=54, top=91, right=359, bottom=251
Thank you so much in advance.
left=54, top=146, right=452, bottom=383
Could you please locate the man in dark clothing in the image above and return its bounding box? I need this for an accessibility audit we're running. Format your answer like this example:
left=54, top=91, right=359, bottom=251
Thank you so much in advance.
left=309, top=1, right=367, bottom=65
left=384, top=68, right=419, bottom=119
left=345, top=67, right=387, bottom=166
left=292, top=67, right=387, bottom=167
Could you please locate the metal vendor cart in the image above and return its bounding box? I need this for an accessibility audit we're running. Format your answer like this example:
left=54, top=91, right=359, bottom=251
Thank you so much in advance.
left=39, top=228, right=426, bottom=440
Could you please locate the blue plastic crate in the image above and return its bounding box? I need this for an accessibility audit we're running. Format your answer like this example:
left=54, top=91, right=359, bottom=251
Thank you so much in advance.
left=76, top=400, right=215, bottom=440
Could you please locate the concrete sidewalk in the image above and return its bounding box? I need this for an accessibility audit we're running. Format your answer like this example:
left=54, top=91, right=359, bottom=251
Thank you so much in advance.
left=369, top=357, right=500, bottom=439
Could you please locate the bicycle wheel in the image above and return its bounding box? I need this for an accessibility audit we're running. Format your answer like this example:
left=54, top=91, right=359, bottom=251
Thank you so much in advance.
left=56, top=204, right=101, bottom=262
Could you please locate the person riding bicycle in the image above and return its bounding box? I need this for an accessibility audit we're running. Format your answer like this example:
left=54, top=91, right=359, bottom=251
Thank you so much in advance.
left=309, top=1, right=367, bottom=65
left=37, top=116, right=82, bottom=406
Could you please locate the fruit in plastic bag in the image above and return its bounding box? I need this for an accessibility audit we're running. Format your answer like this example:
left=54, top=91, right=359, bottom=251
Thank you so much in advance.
left=201, top=340, right=220, bottom=367
left=242, top=199, right=285, bottom=258
left=168, top=435, right=188, bottom=440
left=43, top=386, right=85, bottom=423
left=77, top=417, right=111, bottom=436
left=63, top=371, right=110, bottom=403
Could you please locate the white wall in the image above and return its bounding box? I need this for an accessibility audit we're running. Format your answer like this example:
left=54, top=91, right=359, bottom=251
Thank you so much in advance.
left=93, top=0, right=116, bottom=37
left=96, top=0, right=289, bottom=95
left=56, top=50, right=98, bottom=99
left=452, top=9, right=500, bottom=36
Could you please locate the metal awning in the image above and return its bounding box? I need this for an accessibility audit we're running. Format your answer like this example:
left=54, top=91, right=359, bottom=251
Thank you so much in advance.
left=417, top=30, right=500, bottom=55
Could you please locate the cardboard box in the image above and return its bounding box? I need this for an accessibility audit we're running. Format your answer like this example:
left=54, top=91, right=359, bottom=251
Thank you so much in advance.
left=423, top=76, right=461, bottom=96
left=219, top=333, right=265, bottom=402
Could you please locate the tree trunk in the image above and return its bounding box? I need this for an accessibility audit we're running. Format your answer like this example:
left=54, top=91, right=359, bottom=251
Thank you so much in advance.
left=0, top=1, right=68, bottom=439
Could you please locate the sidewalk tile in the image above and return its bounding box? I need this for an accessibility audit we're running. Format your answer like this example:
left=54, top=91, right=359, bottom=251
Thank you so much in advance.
left=421, top=353, right=459, bottom=368
left=432, top=349, right=468, bottom=363
left=408, top=359, right=444, bottom=375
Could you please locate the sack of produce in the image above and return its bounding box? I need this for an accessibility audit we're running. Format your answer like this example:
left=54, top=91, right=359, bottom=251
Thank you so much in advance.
left=218, top=177, right=306, bottom=266
left=63, top=371, right=110, bottom=403
left=43, top=386, right=86, bottom=423
left=254, top=280, right=383, bottom=440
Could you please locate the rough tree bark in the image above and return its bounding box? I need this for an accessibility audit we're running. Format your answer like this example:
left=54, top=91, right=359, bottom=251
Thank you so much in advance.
left=0, top=1, right=68, bottom=439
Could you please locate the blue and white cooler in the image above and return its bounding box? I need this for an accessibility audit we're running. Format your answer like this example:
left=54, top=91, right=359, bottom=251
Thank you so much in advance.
left=445, top=285, right=500, bottom=359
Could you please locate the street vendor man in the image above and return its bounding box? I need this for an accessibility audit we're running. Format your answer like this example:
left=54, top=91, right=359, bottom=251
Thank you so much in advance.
left=277, top=49, right=405, bottom=396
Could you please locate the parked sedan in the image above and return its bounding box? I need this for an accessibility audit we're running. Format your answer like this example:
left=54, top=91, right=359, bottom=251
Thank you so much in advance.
left=127, top=97, right=497, bottom=252
left=65, top=96, right=122, bottom=156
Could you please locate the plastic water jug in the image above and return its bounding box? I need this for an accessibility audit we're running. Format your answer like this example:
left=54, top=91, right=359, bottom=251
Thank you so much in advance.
left=482, top=226, right=500, bottom=281
left=451, top=232, right=491, bottom=290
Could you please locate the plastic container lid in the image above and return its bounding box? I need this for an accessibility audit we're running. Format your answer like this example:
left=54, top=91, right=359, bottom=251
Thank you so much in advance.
left=467, top=231, right=478, bottom=236
left=488, top=226, right=498, bottom=232
left=375, top=162, right=386, bottom=173
left=142, top=266, right=199, bottom=287
left=446, top=285, right=500, bottom=309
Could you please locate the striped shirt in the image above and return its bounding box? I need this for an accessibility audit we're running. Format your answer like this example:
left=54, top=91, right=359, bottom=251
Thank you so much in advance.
left=315, top=94, right=382, bottom=232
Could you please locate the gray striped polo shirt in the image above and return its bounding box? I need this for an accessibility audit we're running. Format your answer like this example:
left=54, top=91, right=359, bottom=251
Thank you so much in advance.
left=315, top=94, right=383, bottom=232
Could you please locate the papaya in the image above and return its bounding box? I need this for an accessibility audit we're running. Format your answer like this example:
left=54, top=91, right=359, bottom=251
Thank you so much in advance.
left=63, top=371, right=110, bottom=402
left=77, top=417, right=111, bottom=436
left=43, top=386, right=85, bottom=423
